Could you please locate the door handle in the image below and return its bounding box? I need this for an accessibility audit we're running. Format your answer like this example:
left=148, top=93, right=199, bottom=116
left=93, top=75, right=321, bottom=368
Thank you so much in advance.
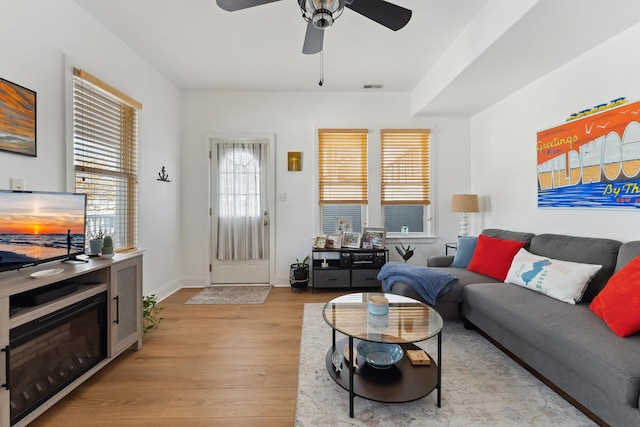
left=1, top=345, right=10, bottom=390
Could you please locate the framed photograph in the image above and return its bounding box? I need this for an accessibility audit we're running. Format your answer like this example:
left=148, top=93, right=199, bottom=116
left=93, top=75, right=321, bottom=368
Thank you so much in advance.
left=336, top=217, right=352, bottom=234
left=313, top=236, right=327, bottom=249
left=342, top=232, right=361, bottom=249
left=362, top=227, right=386, bottom=249
left=288, top=151, right=302, bottom=171
left=0, top=77, right=36, bottom=157
left=325, top=234, right=342, bottom=249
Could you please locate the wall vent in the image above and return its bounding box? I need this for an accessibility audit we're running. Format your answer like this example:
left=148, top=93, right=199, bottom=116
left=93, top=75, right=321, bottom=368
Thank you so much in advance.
left=363, top=84, right=383, bottom=89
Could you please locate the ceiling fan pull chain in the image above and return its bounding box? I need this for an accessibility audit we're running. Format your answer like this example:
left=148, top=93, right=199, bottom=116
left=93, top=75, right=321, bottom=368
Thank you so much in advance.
left=319, top=50, right=324, bottom=86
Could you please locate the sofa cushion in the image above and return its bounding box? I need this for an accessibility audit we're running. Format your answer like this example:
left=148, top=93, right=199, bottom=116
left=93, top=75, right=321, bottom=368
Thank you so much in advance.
left=450, top=236, right=477, bottom=268
left=590, top=256, right=640, bottom=337
left=463, top=283, right=640, bottom=409
left=505, top=248, right=602, bottom=304
left=529, top=234, right=621, bottom=302
left=616, top=241, right=640, bottom=272
left=481, top=228, right=535, bottom=249
left=468, top=234, right=525, bottom=281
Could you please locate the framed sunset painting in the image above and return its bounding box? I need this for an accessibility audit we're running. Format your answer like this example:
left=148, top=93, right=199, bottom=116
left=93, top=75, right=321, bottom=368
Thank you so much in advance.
left=0, top=77, right=36, bottom=157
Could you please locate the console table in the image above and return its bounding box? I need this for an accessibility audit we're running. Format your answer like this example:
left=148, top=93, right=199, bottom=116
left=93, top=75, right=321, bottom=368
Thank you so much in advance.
left=0, top=253, right=143, bottom=427
left=312, top=248, right=388, bottom=290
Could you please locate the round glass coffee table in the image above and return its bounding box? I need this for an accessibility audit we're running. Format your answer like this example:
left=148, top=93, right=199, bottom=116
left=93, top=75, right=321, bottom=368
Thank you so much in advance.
left=322, top=292, right=443, bottom=418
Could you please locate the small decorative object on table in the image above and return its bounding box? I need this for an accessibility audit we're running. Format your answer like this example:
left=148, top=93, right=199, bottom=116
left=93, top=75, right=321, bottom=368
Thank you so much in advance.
left=100, top=235, right=115, bottom=258
left=368, top=295, right=389, bottom=315
left=407, top=349, right=431, bottom=366
left=356, top=341, right=404, bottom=369
left=88, top=229, right=108, bottom=256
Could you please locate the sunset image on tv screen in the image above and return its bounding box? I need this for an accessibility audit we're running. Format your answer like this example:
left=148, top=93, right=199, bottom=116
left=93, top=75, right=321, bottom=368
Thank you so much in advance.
left=0, top=192, right=85, bottom=264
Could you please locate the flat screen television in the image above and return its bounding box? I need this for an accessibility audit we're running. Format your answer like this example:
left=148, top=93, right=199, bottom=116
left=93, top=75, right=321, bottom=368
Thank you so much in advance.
left=0, top=190, right=87, bottom=272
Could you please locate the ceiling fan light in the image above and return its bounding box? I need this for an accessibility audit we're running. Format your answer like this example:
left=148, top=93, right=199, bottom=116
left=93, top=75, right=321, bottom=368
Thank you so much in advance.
left=312, top=10, right=333, bottom=28
left=299, top=0, right=344, bottom=27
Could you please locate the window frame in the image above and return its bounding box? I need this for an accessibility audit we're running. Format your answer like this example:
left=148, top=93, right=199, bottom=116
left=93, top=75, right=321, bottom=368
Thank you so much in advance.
left=380, top=128, right=432, bottom=237
left=317, top=129, right=368, bottom=235
left=71, top=68, right=141, bottom=252
left=316, top=126, right=434, bottom=240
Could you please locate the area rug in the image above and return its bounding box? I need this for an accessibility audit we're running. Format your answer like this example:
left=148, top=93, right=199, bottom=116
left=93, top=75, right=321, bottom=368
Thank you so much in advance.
left=184, top=285, right=272, bottom=305
left=295, top=303, right=596, bottom=426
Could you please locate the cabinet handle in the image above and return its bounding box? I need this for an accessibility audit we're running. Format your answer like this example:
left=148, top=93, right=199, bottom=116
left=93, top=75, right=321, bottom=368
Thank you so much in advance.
left=114, top=296, right=120, bottom=325
left=1, top=345, right=10, bottom=390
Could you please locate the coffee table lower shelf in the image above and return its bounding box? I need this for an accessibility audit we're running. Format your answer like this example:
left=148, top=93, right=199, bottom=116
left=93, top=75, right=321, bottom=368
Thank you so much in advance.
left=325, top=337, right=439, bottom=413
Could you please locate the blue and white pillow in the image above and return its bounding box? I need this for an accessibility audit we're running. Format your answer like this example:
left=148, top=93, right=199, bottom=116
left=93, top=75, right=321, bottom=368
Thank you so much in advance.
left=505, top=248, right=602, bottom=304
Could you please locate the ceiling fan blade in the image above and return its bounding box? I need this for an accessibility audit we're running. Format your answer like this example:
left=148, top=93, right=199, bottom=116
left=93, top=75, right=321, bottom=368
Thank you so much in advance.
left=216, top=0, right=280, bottom=12
left=346, top=0, right=412, bottom=31
left=302, top=22, right=324, bottom=55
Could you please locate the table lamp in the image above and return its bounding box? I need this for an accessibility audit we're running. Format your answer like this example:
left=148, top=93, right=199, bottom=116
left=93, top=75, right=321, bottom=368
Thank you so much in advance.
left=451, top=194, right=479, bottom=236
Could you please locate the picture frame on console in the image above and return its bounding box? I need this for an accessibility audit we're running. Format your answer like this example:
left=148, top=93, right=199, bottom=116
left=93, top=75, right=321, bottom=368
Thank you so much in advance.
left=362, top=227, right=386, bottom=249
left=325, top=234, right=342, bottom=249
left=342, top=232, right=361, bottom=249
left=313, top=236, right=327, bottom=249
left=0, top=77, right=37, bottom=157
left=336, top=217, right=352, bottom=234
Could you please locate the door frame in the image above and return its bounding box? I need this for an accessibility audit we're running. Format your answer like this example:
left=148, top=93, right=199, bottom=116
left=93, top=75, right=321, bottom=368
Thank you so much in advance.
left=207, top=133, right=276, bottom=285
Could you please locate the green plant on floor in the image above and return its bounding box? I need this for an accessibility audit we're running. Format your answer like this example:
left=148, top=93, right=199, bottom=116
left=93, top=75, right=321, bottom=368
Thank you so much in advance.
left=293, top=255, right=310, bottom=280
left=143, top=294, right=164, bottom=334
left=395, top=242, right=415, bottom=263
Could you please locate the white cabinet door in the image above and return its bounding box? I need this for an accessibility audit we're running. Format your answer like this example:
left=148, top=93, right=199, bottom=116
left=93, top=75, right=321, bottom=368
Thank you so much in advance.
left=110, top=255, right=143, bottom=356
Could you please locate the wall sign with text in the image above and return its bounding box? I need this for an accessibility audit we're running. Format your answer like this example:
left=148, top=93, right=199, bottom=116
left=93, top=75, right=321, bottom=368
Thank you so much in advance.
left=537, top=98, right=640, bottom=209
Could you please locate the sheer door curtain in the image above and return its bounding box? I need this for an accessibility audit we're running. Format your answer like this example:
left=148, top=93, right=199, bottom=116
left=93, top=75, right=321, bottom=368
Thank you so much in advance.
left=216, top=142, right=267, bottom=260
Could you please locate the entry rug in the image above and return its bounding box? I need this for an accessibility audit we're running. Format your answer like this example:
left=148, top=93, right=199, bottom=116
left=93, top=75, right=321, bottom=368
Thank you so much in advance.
left=185, top=285, right=272, bottom=305
left=295, top=303, right=596, bottom=426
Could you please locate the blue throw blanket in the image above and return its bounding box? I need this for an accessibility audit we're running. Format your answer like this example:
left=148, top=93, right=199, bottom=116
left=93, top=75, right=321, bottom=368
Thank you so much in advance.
left=377, top=262, right=458, bottom=305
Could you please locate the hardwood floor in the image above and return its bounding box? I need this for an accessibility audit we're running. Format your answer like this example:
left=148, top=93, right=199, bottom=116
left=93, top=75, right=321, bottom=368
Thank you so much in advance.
left=29, top=287, right=343, bottom=427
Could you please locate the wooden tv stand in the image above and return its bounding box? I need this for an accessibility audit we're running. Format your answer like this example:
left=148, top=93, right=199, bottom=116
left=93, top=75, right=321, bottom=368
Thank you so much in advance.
left=0, top=252, right=143, bottom=427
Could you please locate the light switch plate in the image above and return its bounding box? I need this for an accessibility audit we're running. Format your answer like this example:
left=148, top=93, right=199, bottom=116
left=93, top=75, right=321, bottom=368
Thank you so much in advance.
left=10, top=178, right=24, bottom=191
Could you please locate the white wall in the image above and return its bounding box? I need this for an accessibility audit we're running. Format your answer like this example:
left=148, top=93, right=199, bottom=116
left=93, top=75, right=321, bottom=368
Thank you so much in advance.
left=181, top=91, right=471, bottom=286
left=470, top=22, right=640, bottom=242
left=0, top=0, right=182, bottom=297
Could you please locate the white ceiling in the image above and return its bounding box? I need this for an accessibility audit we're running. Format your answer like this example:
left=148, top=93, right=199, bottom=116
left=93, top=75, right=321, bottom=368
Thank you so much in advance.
left=74, top=0, right=487, bottom=91
left=74, top=0, right=640, bottom=116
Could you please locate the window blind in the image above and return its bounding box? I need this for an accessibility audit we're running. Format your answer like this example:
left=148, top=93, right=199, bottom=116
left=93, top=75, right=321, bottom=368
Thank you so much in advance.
left=73, top=68, right=141, bottom=252
left=380, top=129, right=431, bottom=205
left=318, top=129, right=368, bottom=204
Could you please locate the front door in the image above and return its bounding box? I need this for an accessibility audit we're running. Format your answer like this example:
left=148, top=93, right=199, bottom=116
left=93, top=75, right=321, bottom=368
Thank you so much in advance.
left=210, top=136, right=271, bottom=284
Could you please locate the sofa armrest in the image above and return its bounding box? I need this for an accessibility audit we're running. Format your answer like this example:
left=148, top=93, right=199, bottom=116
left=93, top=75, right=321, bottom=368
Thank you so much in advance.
left=428, top=255, right=454, bottom=267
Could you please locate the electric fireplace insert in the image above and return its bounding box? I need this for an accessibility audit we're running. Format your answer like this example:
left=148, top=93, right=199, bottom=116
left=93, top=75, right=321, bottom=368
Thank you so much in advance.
left=7, top=291, right=107, bottom=425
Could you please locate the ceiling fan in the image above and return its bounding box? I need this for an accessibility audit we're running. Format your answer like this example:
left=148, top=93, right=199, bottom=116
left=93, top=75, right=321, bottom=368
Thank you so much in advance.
left=216, top=0, right=412, bottom=55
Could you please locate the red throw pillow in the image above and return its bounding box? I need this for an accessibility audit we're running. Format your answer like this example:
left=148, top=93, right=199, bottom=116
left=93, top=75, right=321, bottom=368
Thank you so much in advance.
left=467, top=234, right=526, bottom=281
left=590, top=256, right=640, bottom=337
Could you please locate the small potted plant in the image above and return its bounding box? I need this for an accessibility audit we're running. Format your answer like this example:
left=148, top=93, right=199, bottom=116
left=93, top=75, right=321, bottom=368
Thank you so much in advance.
left=100, top=235, right=114, bottom=258
left=395, top=242, right=415, bottom=263
left=290, top=255, right=310, bottom=290
left=88, top=229, right=108, bottom=256
left=143, top=294, right=163, bottom=334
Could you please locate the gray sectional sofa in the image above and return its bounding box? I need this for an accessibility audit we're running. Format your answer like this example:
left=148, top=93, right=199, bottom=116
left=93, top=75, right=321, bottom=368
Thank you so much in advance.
left=388, top=229, right=640, bottom=427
